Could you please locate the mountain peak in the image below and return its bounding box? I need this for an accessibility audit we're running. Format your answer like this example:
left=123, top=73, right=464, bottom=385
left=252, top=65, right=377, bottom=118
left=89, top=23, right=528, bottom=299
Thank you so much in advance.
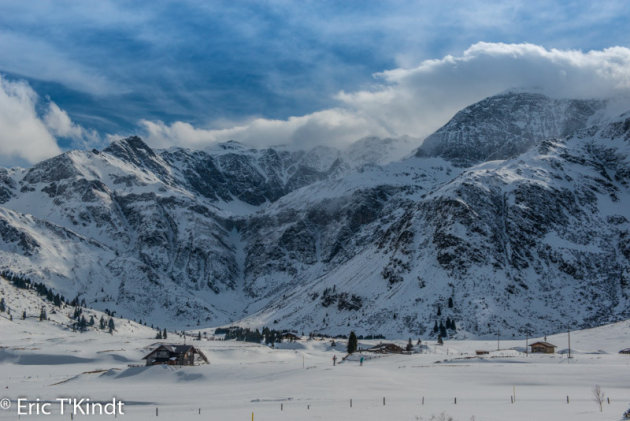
left=415, top=91, right=605, bottom=166
left=104, top=136, right=157, bottom=158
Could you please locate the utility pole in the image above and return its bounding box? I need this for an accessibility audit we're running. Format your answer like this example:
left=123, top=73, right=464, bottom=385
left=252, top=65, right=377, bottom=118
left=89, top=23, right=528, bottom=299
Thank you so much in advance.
left=497, top=329, right=500, bottom=351
left=525, top=332, right=529, bottom=356
left=567, top=327, right=571, bottom=360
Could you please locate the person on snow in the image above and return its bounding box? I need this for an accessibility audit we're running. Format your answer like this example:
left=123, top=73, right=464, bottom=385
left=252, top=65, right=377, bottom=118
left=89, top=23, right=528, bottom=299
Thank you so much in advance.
left=332, top=354, right=337, bottom=366
left=360, top=356, right=364, bottom=366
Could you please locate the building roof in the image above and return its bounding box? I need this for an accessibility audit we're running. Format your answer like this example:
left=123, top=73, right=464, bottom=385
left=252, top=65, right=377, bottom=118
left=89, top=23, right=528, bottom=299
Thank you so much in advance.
left=142, top=344, right=209, bottom=363
left=529, top=341, right=556, bottom=348
left=366, top=343, right=404, bottom=353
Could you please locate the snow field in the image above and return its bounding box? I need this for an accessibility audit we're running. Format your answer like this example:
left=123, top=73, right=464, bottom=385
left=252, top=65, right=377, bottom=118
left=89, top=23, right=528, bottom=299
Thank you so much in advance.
left=2, top=312, right=630, bottom=420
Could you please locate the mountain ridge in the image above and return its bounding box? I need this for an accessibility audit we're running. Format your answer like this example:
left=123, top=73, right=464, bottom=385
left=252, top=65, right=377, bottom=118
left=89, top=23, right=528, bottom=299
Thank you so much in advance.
left=1, top=91, right=629, bottom=338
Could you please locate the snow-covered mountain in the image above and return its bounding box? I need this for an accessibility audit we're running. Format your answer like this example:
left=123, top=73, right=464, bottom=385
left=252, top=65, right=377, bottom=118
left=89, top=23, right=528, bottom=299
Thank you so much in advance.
left=1, top=92, right=629, bottom=338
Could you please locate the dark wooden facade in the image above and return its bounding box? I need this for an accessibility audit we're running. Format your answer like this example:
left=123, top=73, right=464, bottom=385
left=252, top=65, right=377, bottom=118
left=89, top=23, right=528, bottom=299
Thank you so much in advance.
left=281, top=332, right=300, bottom=342
left=365, top=343, right=404, bottom=354
left=143, top=344, right=209, bottom=366
left=529, top=341, right=556, bottom=354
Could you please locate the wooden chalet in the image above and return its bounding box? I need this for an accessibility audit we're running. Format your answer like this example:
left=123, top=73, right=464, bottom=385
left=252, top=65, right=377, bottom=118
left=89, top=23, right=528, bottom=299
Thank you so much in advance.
left=529, top=341, right=556, bottom=354
left=143, top=344, right=209, bottom=366
left=281, top=332, right=300, bottom=342
left=365, top=343, right=404, bottom=354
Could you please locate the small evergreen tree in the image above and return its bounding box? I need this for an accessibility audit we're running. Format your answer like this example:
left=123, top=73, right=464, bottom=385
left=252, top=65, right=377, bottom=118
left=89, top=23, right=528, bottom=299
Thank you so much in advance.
left=156, top=330, right=163, bottom=339
left=108, top=318, right=115, bottom=333
left=439, top=321, right=447, bottom=338
left=22, top=310, right=26, bottom=320
left=89, top=315, right=95, bottom=326
left=99, top=316, right=106, bottom=330
left=0, top=297, right=5, bottom=312
left=197, top=332, right=202, bottom=341
left=78, top=315, right=87, bottom=331
left=433, top=320, right=438, bottom=334
left=448, top=297, right=454, bottom=308
left=163, top=328, right=167, bottom=339
left=347, top=331, right=358, bottom=354
left=451, top=319, right=457, bottom=331
left=437, top=305, right=441, bottom=316
left=39, top=307, right=47, bottom=321
left=437, top=334, right=443, bottom=345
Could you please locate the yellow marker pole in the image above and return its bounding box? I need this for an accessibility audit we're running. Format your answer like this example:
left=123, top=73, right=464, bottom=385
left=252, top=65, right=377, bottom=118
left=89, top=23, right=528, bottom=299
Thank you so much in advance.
left=251, top=412, right=254, bottom=421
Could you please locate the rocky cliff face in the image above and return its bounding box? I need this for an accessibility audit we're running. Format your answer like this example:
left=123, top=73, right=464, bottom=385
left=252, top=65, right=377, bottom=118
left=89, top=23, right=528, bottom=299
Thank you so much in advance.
left=1, top=92, right=629, bottom=337
left=416, top=92, right=605, bottom=166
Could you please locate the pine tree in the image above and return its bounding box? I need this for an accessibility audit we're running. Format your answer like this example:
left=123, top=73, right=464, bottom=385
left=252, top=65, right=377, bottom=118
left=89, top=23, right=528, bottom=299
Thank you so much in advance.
left=433, top=320, right=438, bottom=334
left=448, top=297, right=454, bottom=308
left=78, top=315, right=87, bottom=331
left=89, top=315, right=95, bottom=326
left=437, top=305, right=441, bottom=316
left=437, top=334, right=444, bottom=345
left=163, top=328, right=167, bottom=339
left=99, top=316, right=106, bottom=330
left=39, top=307, right=47, bottom=321
left=197, top=332, right=202, bottom=341
left=451, top=320, right=457, bottom=331
left=0, top=297, right=5, bottom=313
left=108, top=318, right=115, bottom=333
left=406, top=338, right=413, bottom=352
left=439, top=321, right=447, bottom=338
left=156, top=330, right=162, bottom=339
left=347, top=331, right=358, bottom=354
left=22, top=310, right=26, bottom=320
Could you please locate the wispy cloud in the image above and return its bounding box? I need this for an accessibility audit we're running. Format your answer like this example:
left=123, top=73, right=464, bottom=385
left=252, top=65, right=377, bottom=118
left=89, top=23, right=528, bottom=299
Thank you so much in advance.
left=2, top=0, right=628, bottom=135
left=0, top=1, right=630, bottom=163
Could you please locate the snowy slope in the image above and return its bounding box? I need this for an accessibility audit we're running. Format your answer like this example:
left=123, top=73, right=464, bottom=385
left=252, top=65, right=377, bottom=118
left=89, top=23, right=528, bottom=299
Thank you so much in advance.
left=1, top=290, right=630, bottom=421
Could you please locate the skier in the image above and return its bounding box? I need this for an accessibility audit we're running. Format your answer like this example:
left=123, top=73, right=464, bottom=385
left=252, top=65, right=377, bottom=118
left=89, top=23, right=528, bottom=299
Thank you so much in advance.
left=332, top=354, right=337, bottom=366
left=359, top=356, right=364, bottom=366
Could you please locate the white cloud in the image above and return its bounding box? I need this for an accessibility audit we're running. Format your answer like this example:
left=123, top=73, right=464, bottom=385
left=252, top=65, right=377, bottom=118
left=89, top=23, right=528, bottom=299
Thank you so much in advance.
left=0, top=76, right=61, bottom=163
left=140, top=108, right=390, bottom=150
left=338, top=42, right=630, bottom=140
left=44, top=102, right=84, bottom=140
left=140, top=43, right=630, bottom=151
left=44, top=102, right=101, bottom=150
left=0, top=75, right=100, bottom=165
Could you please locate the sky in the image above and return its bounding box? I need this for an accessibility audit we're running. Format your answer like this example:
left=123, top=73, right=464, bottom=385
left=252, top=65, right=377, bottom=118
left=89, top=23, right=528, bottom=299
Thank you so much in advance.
left=1, top=0, right=630, bottom=165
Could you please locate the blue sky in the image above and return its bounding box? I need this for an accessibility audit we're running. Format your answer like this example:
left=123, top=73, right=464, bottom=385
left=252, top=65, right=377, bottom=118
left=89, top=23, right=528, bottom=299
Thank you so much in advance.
left=1, top=0, right=630, bottom=164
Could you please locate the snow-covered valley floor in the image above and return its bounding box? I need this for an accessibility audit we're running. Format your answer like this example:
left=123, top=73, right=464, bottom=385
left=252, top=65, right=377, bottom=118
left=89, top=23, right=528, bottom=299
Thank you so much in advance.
left=1, top=310, right=630, bottom=421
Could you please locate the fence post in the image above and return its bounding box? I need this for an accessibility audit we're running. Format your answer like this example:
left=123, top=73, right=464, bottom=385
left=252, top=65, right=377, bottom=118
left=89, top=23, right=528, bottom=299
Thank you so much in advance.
left=383, top=397, right=386, bottom=406
left=566, top=396, right=569, bottom=404
left=454, top=397, right=457, bottom=404
left=156, top=407, right=158, bottom=416
left=350, top=399, right=352, bottom=408
left=422, top=396, right=424, bottom=405
left=281, top=403, right=283, bottom=411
